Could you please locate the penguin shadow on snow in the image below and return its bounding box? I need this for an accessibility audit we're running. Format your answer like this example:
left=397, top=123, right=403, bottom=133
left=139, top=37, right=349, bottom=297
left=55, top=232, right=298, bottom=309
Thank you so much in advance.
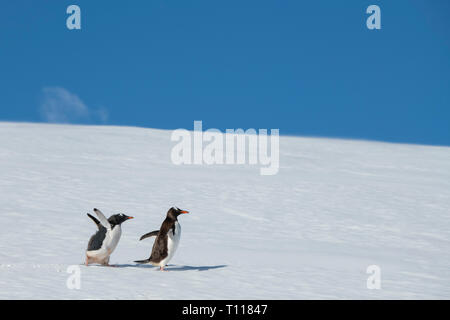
left=112, top=264, right=228, bottom=271
left=165, top=264, right=227, bottom=272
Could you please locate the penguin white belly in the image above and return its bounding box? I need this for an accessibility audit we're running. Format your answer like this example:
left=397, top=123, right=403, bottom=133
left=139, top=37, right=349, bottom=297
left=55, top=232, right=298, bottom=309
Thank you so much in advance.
left=160, top=221, right=181, bottom=266
left=87, top=226, right=122, bottom=260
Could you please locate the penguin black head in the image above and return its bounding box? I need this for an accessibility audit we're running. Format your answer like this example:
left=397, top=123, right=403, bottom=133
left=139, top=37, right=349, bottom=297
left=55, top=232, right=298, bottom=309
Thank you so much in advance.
left=108, top=213, right=134, bottom=226
left=167, top=207, right=189, bottom=220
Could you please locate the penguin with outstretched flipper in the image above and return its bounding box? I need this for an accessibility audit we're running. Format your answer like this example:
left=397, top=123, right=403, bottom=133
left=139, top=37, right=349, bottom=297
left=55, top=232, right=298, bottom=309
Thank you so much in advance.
left=135, top=207, right=189, bottom=271
left=85, top=208, right=133, bottom=266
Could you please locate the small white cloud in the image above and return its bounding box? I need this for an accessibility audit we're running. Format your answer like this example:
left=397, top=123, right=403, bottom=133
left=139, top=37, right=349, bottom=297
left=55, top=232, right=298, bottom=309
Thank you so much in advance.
left=40, top=87, right=108, bottom=124
left=93, top=106, right=109, bottom=123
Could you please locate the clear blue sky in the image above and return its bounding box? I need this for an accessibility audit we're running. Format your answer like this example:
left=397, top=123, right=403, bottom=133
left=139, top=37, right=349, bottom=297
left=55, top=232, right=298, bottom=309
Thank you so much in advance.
left=1, top=0, right=449, bottom=145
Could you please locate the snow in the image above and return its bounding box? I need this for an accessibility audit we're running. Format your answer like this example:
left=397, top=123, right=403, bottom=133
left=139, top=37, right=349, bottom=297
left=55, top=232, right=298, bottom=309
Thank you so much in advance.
left=0, top=122, right=449, bottom=299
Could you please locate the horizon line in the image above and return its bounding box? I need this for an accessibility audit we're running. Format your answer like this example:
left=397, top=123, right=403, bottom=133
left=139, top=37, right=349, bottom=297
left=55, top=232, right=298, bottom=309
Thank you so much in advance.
left=0, top=120, right=449, bottom=149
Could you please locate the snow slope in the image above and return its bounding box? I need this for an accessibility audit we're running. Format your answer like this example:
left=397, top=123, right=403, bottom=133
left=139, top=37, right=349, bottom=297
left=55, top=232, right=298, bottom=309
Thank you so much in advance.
left=0, top=122, right=449, bottom=299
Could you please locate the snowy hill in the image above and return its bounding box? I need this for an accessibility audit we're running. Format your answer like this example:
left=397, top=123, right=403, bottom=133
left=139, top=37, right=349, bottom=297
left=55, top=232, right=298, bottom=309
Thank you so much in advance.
left=0, top=122, right=449, bottom=299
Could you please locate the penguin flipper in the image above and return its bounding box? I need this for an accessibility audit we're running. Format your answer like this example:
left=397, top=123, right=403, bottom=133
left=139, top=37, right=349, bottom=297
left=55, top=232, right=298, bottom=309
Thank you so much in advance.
left=139, top=230, right=159, bottom=241
left=87, top=213, right=101, bottom=227
left=93, top=208, right=111, bottom=230
left=134, top=259, right=150, bottom=264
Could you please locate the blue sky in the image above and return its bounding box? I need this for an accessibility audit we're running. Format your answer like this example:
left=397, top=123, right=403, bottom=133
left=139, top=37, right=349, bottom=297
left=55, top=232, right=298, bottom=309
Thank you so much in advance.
left=0, top=0, right=449, bottom=145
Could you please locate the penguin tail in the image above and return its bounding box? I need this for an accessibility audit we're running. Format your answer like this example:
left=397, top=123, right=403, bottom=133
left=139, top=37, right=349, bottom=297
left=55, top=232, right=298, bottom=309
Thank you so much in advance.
left=134, top=259, right=150, bottom=264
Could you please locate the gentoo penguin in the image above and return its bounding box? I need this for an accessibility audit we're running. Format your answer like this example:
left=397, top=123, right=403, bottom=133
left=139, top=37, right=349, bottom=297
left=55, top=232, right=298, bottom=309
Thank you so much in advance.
left=134, top=207, right=189, bottom=271
left=85, top=208, right=133, bottom=266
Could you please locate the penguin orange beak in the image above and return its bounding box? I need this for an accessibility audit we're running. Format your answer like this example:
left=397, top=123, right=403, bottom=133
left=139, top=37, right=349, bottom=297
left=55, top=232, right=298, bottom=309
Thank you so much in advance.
left=180, top=210, right=189, bottom=214
left=127, top=216, right=134, bottom=219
